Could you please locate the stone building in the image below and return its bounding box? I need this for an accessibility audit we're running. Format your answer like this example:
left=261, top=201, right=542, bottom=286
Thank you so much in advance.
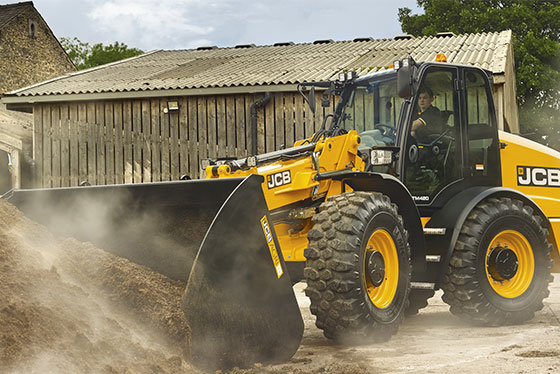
left=0, top=1, right=75, bottom=93
left=0, top=1, right=75, bottom=192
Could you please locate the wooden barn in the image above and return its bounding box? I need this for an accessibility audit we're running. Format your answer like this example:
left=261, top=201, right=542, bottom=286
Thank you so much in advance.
left=1, top=30, right=518, bottom=188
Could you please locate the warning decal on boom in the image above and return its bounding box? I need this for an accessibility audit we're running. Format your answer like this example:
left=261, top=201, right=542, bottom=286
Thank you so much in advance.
left=261, top=215, right=284, bottom=278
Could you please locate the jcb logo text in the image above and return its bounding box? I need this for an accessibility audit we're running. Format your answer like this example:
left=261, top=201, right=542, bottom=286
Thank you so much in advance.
left=267, top=171, right=291, bottom=189
left=517, top=166, right=560, bottom=187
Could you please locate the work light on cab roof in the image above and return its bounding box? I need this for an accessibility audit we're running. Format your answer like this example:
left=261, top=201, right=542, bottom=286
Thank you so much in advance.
left=435, top=53, right=447, bottom=62
left=338, top=70, right=357, bottom=82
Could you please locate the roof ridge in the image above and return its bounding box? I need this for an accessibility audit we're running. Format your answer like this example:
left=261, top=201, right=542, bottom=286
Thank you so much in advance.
left=5, top=49, right=162, bottom=96
left=167, top=30, right=508, bottom=53
left=418, top=29, right=506, bottom=40
left=0, top=1, right=33, bottom=9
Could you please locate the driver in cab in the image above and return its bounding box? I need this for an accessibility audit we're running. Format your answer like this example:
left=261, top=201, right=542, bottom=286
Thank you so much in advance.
left=411, top=86, right=443, bottom=142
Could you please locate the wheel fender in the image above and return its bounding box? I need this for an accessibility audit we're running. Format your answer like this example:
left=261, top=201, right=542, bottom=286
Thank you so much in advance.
left=429, top=186, right=549, bottom=288
left=332, top=172, right=427, bottom=281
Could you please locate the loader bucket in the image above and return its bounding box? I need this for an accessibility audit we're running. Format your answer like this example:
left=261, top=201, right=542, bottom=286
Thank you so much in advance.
left=183, top=175, right=304, bottom=371
left=4, top=178, right=245, bottom=281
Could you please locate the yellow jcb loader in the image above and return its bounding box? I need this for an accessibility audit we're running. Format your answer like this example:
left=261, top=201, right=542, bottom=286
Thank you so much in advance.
left=6, top=56, right=560, bottom=371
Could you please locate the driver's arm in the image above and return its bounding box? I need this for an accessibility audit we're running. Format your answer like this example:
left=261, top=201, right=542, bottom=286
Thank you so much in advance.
left=412, top=107, right=441, bottom=138
left=412, top=118, right=425, bottom=131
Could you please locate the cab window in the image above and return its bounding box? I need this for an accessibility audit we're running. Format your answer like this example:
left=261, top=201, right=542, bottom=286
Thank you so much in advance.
left=464, top=69, right=499, bottom=179
left=340, top=76, right=404, bottom=148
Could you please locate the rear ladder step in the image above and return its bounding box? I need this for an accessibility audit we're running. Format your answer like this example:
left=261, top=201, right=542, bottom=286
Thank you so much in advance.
left=423, top=228, right=447, bottom=235
left=411, top=282, right=435, bottom=290
left=426, top=255, right=441, bottom=262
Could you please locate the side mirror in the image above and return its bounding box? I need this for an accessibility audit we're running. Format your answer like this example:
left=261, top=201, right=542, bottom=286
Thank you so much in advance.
left=397, top=56, right=416, bottom=98
left=397, top=66, right=412, bottom=98
left=309, top=87, right=316, bottom=114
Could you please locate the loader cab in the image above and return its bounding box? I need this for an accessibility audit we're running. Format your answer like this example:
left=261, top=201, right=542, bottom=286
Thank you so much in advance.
left=338, top=60, right=502, bottom=209
left=399, top=62, right=502, bottom=209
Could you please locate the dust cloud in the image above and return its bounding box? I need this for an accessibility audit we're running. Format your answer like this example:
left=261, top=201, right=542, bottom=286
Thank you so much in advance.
left=6, top=184, right=220, bottom=282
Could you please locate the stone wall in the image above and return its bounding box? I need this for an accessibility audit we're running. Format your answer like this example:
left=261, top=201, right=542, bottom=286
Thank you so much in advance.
left=0, top=7, right=75, bottom=94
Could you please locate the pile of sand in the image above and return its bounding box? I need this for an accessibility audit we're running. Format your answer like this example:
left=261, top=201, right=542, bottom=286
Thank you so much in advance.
left=0, top=199, right=198, bottom=373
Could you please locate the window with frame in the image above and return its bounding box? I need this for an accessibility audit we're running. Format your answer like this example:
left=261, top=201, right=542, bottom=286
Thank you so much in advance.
left=464, top=69, right=499, bottom=178
left=28, top=20, right=37, bottom=38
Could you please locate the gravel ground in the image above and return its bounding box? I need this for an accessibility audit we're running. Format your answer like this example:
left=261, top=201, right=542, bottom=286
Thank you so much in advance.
left=265, top=281, right=560, bottom=374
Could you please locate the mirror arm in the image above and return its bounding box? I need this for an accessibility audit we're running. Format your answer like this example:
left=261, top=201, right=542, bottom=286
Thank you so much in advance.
left=297, top=84, right=316, bottom=114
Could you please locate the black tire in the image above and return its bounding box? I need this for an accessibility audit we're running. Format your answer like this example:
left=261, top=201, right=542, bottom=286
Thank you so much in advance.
left=441, top=197, right=553, bottom=325
left=303, top=192, right=411, bottom=343
left=405, top=289, right=435, bottom=317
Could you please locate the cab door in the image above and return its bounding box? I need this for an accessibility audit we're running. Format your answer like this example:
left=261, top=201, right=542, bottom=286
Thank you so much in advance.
left=402, top=64, right=463, bottom=206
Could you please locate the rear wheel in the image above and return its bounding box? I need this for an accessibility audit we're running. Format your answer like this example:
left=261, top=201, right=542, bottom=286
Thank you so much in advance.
left=304, top=192, right=411, bottom=343
left=441, top=197, right=553, bottom=325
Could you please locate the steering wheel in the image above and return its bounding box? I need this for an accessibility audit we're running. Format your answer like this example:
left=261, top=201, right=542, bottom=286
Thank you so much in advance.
left=374, top=124, right=396, bottom=139
left=418, top=128, right=451, bottom=147
left=417, top=128, right=454, bottom=156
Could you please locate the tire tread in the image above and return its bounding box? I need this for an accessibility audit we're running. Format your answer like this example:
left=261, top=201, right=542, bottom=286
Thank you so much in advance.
left=304, top=192, right=411, bottom=343
left=441, top=197, right=553, bottom=325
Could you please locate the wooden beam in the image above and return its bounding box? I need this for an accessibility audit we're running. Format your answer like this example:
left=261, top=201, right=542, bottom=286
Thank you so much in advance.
left=114, top=101, right=124, bottom=184
left=86, top=102, right=97, bottom=185
left=123, top=100, right=133, bottom=184
left=0, top=132, right=23, bottom=150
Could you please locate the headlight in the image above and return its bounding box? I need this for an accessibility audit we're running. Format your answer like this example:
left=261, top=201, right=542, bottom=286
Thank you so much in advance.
left=247, top=156, right=257, bottom=168
left=370, top=149, right=393, bottom=165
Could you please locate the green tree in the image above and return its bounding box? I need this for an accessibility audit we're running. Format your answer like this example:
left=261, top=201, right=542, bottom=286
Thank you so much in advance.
left=60, top=37, right=90, bottom=69
left=61, top=37, right=144, bottom=71
left=398, top=0, right=560, bottom=150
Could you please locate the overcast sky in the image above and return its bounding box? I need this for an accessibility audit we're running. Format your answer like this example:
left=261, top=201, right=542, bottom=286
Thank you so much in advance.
left=2, top=0, right=421, bottom=51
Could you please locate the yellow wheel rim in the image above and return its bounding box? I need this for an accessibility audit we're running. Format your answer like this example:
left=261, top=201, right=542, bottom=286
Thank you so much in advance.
left=365, top=229, right=399, bottom=309
left=485, top=230, right=534, bottom=298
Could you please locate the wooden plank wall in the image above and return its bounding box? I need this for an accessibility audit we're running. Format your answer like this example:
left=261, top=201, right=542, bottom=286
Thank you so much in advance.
left=33, top=91, right=332, bottom=187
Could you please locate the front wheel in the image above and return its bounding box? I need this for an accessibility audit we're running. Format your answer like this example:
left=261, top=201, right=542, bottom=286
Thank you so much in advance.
left=304, top=192, right=411, bottom=343
left=441, top=197, right=553, bottom=325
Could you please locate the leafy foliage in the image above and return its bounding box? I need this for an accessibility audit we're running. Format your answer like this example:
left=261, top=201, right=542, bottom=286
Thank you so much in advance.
left=398, top=0, right=560, bottom=150
left=519, top=98, right=560, bottom=150
left=61, top=37, right=144, bottom=71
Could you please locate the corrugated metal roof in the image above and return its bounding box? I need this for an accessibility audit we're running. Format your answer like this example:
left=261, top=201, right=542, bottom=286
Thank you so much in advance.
left=0, top=1, right=32, bottom=29
left=5, top=30, right=512, bottom=98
